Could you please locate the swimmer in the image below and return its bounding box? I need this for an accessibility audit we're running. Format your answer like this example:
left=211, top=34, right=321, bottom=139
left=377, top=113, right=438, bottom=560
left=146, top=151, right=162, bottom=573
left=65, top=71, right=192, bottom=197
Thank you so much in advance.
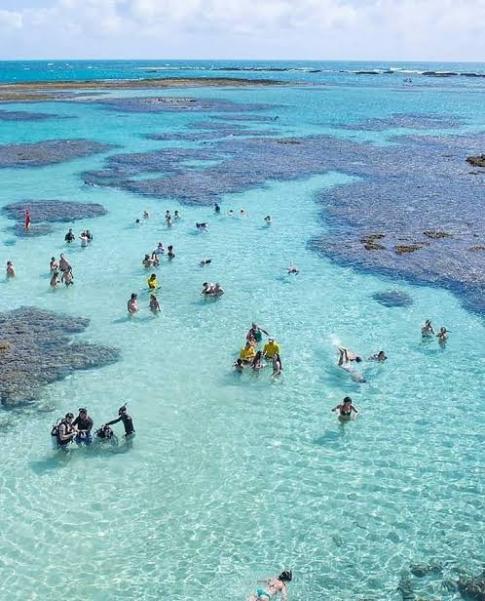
left=24, top=209, right=31, bottom=231
left=247, top=323, right=270, bottom=345
left=6, top=260, right=15, bottom=278
left=150, top=252, right=160, bottom=267
left=369, top=350, right=387, bottom=362
left=214, top=203, right=221, bottom=214
left=196, top=222, right=208, bottom=231
left=59, top=253, right=71, bottom=273
left=228, top=209, right=234, bottom=217
left=85, top=230, right=93, bottom=242
left=50, top=271, right=60, bottom=288
left=263, top=338, right=280, bottom=360
left=143, top=254, right=153, bottom=269
left=199, top=258, right=212, bottom=267
left=50, top=257, right=59, bottom=272
left=212, top=283, right=224, bottom=296
left=143, top=210, right=149, bottom=219
left=437, top=327, right=448, bottom=348
left=421, top=320, right=434, bottom=339
left=127, top=293, right=138, bottom=315
left=61, top=268, right=74, bottom=286
left=174, top=210, right=181, bottom=221
left=147, top=273, right=159, bottom=290
left=287, top=265, right=299, bottom=275
left=240, top=342, right=256, bottom=364
left=64, top=228, right=75, bottom=243
left=201, top=282, right=215, bottom=295
left=248, top=570, right=292, bottom=601
left=251, top=351, right=265, bottom=372
left=135, top=218, right=141, bottom=225
left=337, top=348, right=366, bottom=383
left=233, top=358, right=244, bottom=373
left=149, top=294, right=161, bottom=314
left=332, top=396, right=358, bottom=421
left=264, top=215, right=271, bottom=225
left=337, top=347, right=362, bottom=365
left=165, top=211, right=172, bottom=227
left=240, top=209, right=246, bottom=216
left=167, top=245, right=175, bottom=260
left=154, top=242, right=165, bottom=255
left=272, top=353, right=283, bottom=378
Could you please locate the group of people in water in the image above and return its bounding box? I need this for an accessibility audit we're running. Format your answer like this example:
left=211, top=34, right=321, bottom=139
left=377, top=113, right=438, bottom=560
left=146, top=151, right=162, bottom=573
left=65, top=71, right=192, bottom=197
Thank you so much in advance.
left=421, top=320, right=449, bottom=347
left=234, top=323, right=283, bottom=378
left=52, top=405, right=135, bottom=451
left=64, top=227, right=93, bottom=247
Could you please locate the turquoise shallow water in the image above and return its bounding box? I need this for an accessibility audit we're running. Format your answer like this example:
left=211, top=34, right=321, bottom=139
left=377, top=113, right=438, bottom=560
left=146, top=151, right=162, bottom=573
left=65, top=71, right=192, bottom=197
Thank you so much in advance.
left=0, top=64, right=484, bottom=601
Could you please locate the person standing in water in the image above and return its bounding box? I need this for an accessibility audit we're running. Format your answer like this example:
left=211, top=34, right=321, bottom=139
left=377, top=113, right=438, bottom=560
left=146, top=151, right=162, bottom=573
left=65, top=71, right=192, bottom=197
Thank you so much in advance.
left=272, top=353, right=283, bottom=378
left=149, top=294, right=161, bottom=314
left=24, top=209, right=31, bottom=231
left=127, top=293, right=138, bottom=315
left=50, top=271, right=60, bottom=288
left=6, top=261, right=15, bottom=278
left=332, top=397, right=358, bottom=421
left=247, top=323, right=270, bottom=346
left=50, top=257, right=59, bottom=272
left=104, top=405, right=135, bottom=438
left=421, top=320, right=434, bottom=339
left=59, top=253, right=71, bottom=274
left=167, top=245, right=175, bottom=260
left=73, top=407, right=93, bottom=445
left=437, top=327, right=448, bottom=348
left=248, top=570, right=292, bottom=601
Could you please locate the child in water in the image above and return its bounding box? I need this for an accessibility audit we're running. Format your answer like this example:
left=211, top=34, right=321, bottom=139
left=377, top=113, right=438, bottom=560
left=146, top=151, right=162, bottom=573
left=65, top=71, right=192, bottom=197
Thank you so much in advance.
left=6, top=261, right=15, bottom=278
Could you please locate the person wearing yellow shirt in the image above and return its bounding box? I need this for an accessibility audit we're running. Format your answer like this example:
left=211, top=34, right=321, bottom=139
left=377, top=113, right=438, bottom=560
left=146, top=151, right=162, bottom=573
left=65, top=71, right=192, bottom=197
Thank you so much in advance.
left=147, top=273, right=159, bottom=290
left=263, top=338, right=280, bottom=360
left=240, top=341, right=256, bottom=364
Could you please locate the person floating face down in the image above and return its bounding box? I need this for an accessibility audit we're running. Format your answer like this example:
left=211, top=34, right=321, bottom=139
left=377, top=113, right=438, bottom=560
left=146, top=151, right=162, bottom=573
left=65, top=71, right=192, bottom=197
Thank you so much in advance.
left=104, top=405, right=135, bottom=438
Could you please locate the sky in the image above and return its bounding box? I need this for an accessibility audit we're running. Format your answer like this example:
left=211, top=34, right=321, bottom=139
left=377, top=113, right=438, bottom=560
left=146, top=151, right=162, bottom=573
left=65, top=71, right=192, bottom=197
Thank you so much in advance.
left=0, top=0, right=484, bottom=61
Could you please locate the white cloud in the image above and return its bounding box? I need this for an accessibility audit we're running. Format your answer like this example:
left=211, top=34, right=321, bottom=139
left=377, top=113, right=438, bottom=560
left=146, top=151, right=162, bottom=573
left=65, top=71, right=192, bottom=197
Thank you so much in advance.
left=0, top=9, right=22, bottom=29
left=0, top=0, right=484, bottom=60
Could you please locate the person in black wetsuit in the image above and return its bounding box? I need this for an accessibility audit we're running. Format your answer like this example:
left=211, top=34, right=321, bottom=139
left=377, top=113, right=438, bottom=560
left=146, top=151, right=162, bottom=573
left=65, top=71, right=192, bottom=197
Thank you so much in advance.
left=73, top=407, right=93, bottom=445
left=104, top=405, right=135, bottom=438
left=64, top=228, right=75, bottom=243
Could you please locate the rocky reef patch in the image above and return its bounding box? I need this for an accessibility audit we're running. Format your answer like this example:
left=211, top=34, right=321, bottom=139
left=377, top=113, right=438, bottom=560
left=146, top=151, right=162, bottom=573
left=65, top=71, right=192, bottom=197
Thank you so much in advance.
left=96, top=95, right=273, bottom=114
left=3, top=200, right=107, bottom=237
left=81, top=121, right=485, bottom=314
left=0, top=139, right=114, bottom=169
left=372, top=289, right=414, bottom=307
left=340, top=113, right=463, bottom=131
left=0, top=307, right=120, bottom=407
left=0, top=109, right=68, bottom=121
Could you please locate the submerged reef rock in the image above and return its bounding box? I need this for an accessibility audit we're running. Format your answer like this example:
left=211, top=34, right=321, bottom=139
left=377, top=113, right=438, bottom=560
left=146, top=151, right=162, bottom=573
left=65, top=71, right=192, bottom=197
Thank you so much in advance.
left=3, top=200, right=106, bottom=223
left=466, top=154, right=485, bottom=168
left=0, top=110, right=65, bottom=121
left=409, top=563, right=442, bottom=578
left=340, top=113, right=462, bottom=131
left=97, top=95, right=271, bottom=114
left=3, top=200, right=107, bottom=238
left=458, top=572, right=485, bottom=600
left=372, top=290, right=413, bottom=308
left=0, top=139, right=114, bottom=169
left=147, top=121, right=278, bottom=143
left=0, top=307, right=119, bottom=406
left=82, top=123, right=485, bottom=315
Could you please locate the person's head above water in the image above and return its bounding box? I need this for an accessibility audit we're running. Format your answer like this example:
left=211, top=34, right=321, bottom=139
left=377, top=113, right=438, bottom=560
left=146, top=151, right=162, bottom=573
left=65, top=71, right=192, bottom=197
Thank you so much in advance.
left=65, top=412, right=74, bottom=421
left=343, top=397, right=352, bottom=404
left=78, top=407, right=87, bottom=415
left=130, top=293, right=137, bottom=300
left=278, top=570, right=292, bottom=582
left=118, top=405, right=127, bottom=415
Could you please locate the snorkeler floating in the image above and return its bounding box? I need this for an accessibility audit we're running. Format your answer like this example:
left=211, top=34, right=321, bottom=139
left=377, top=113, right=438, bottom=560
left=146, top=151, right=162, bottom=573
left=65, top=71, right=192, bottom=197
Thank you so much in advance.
left=248, top=570, right=292, bottom=601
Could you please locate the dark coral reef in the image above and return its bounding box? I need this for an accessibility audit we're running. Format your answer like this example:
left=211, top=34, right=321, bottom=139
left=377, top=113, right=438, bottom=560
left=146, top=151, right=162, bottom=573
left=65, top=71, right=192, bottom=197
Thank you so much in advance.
left=0, top=307, right=119, bottom=406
